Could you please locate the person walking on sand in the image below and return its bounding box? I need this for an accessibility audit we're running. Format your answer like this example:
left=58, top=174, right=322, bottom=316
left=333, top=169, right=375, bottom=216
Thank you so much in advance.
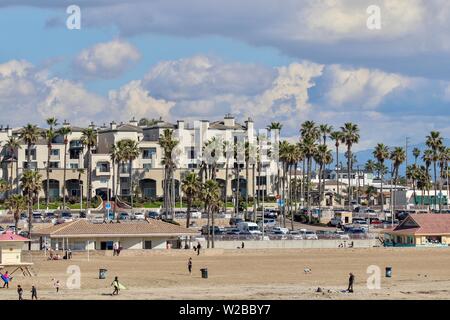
left=197, top=242, right=201, bottom=256
left=113, top=242, right=118, bottom=256
left=53, top=279, right=60, bottom=293
left=347, top=273, right=355, bottom=293
left=111, top=276, right=120, bottom=295
left=1, top=271, right=10, bottom=288
left=17, top=285, right=23, bottom=300
left=188, top=257, right=192, bottom=274
left=31, top=286, right=38, bottom=300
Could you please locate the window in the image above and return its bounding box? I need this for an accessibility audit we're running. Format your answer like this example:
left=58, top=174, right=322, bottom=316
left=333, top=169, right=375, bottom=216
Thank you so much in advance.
left=49, top=162, right=59, bottom=169
left=121, top=188, right=130, bottom=195
left=50, top=149, right=59, bottom=156
left=256, top=176, right=267, bottom=186
left=144, top=241, right=152, bottom=249
left=70, top=163, right=79, bottom=169
left=70, top=149, right=81, bottom=160
left=25, top=149, right=36, bottom=160
left=142, top=148, right=157, bottom=159
left=188, top=163, right=197, bottom=169
left=120, top=177, right=128, bottom=184
left=23, top=162, right=37, bottom=169
left=187, top=147, right=195, bottom=159
left=97, top=162, right=109, bottom=172
left=143, top=163, right=152, bottom=171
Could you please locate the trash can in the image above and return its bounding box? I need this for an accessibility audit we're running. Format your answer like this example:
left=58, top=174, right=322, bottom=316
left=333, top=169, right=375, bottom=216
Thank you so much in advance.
left=200, top=268, right=208, bottom=279
left=385, top=267, right=392, bottom=278
left=99, top=268, right=107, bottom=279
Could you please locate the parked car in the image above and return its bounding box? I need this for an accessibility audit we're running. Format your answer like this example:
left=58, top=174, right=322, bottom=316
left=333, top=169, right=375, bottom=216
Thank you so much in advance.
left=60, top=211, right=73, bottom=222
left=19, top=231, right=29, bottom=238
left=189, top=211, right=202, bottom=219
left=201, top=225, right=223, bottom=235
left=32, top=212, right=43, bottom=222
left=0, top=226, right=4, bottom=232
left=300, top=229, right=318, bottom=240
left=257, top=218, right=276, bottom=228
left=79, top=211, right=87, bottom=218
left=20, top=213, right=27, bottom=220
left=229, top=217, right=244, bottom=226
left=270, top=227, right=289, bottom=234
left=328, top=217, right=343, bottom=227
left=236, top=222, right=262, bottom=235
left=146, top=211, right=159, bottom=219
left=224, top=228, right=240, bottom=235
left=288, top=230, right=303, bottom=240
left=133, top=212, right=145, bottom=220
left=335, top=230, right=350, bottom=240
left=119, top=212, right=130, bottom=220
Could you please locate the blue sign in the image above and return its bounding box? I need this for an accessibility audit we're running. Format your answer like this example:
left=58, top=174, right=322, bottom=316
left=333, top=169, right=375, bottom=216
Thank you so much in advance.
left=277, top=199, right=285, bottom=206
left=105, top=202, right=111, bottom=210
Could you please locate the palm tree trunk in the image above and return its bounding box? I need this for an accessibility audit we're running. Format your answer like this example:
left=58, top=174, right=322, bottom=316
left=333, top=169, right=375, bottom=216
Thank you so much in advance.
left=434, top=161, right=437, bottom=210
left=129, top=159, right=133, bottom=209
left=336, top=145, right=339, bottom=197
left=46, top=145, right=50, bottom=208
left=206, top=204, right=211, bottom=248
left=307, top=157, right=312, bottom=223
left=186, top=197, right=192, bottom=229
left=290, top=164, right=294, bottom=231
left=252, top=164, right=256, bottom=220
left=224, top=161, right=228, bottom=213
left=347, top=146, right=351, bottom=209
left=301, top=158, right=306, bottom=208
left=245, top=160, right=249, bottom=220
left=211, top=206, right=215, bottom=249
left=86, top=147, right=92, bottom=209
left=62, top=142, right=68, bottom=209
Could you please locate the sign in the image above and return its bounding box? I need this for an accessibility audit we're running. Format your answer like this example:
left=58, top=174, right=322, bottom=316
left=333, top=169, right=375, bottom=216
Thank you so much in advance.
left=277, top=199, right=285, bottom=206
left=105, top=202, right=111, bottom=210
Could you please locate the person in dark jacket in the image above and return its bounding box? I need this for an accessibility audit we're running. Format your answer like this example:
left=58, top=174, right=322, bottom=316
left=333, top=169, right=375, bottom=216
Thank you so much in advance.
left=347, top=273, right=355, bottom=293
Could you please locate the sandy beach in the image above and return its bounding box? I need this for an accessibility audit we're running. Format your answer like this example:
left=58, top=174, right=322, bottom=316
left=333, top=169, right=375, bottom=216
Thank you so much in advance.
left=0, top=247, right=449, bottom=300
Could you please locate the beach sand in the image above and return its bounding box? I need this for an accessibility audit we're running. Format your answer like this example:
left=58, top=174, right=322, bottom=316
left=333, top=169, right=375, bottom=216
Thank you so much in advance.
left=1, top=247, right=450, bottom=300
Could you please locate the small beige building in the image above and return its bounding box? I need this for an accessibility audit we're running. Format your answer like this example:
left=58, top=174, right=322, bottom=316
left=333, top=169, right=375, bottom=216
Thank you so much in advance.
left=34, top=219, right=198, bottom=251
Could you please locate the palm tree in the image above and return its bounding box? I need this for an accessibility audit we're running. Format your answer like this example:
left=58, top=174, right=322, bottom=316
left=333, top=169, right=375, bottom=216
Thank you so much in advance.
left=341, top=123, right=360, bottom=209
left=279, top=140, right=291, bottom=227
left=181, top=172, right=201, bottom=229
left=319, top=124, right=333, bottom=145
left=159, top=129, right=179, bottom=219
left=202, top=179, right=221, bottom=248
left=426, top=131, right=443, bottom=210
left=423, top=150, right=433, bottom=210
left=4, top=136, right=21, bottom=194
left=267, top=122, right=283, bottom=199
left=365, top=186, right=378, bottom=206
left=42, top=119, right=58, bottom=208
left=5, top=194, right=27, bottom=234
left=373, top=143, right=390, bottom=211
left=298, top=136, right=317, bottom=222
left=390, top=147, right=406, bottom=221
left=413, top=148, right=420, bottom=164
left=407, top=164, right=419, bottom=205
left=119, top=139, right=140, bottom=208
left=0, top=180, right=10, bottom=194
left=20, top=124, right=40, bottom=170
left=314, top=144, right=333, bottom=211
left=81, top=127, right=97, bottom=210
left=222, top=141, right=232, bottom=213
left=77, top=168, right=85, bottom=209
left=58, top=126, right=72, bottom=209
left=20, top=170, right=42, bottom=249
left=330, top=131, right=343, bottom=199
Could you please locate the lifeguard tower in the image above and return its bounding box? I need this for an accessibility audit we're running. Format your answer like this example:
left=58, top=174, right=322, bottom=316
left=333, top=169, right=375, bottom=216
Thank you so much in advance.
left=0, top=231, right=34, bottom=277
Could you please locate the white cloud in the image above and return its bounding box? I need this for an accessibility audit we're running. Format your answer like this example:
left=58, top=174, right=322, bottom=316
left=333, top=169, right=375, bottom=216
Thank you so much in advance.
left=74, top=39, right=140, bottom=78
left=322, top=65, right=411, bottom=109
left=108, top=80, right=174, bottom=120
left=143, top=55, right=275, bottom=100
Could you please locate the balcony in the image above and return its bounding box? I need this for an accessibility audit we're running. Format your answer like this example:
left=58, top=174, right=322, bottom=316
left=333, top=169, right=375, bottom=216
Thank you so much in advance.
left=69, top=140, right=83, bottom=149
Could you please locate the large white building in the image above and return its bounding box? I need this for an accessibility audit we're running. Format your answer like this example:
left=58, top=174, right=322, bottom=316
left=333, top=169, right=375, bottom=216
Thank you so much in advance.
left=0, top=115, right=280, bottom=203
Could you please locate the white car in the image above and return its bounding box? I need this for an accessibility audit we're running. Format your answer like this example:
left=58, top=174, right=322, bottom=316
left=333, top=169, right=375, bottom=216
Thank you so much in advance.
left=258, top=218, right=277, bottom=228
left=271, top=227, right=289, bottom=234
left=133, top=212, right=145, bottom=220
left=189, top=211, right=202, bottom=219
left=301, top=230, right=319, bottom=240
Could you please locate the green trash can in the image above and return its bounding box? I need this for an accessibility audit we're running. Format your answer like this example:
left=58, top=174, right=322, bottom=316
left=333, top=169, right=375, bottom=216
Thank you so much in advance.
left=99, top=268, right=107, bottom=279
left=200, top=268, right=208, bottom=279
left=385, top=267, right=392, bottom=278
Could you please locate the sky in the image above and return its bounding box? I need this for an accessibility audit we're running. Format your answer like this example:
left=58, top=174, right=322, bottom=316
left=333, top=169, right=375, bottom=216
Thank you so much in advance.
left=1, top=0, right=450, bottom=151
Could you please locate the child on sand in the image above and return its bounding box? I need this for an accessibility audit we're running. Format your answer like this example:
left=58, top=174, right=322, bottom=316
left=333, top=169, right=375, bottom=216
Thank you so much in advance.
left=31, top=286, right=38, bottom=300
left=53, top=279, right=60, bottom=293
left=17, top=285, right=23, bottom=300
left=111, top=277, right=120, bottom=295
left=188, top=257, right=192, bottom=274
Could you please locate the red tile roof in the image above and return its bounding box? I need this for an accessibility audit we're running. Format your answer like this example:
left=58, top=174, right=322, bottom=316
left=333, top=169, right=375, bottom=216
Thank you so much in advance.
left=389, top=214, right=450, bottom=235
left=0, top=231, right=30, bottom=242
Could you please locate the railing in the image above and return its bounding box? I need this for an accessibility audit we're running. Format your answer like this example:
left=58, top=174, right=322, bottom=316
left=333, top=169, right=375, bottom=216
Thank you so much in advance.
left=207, top=233, right=376, bottom=241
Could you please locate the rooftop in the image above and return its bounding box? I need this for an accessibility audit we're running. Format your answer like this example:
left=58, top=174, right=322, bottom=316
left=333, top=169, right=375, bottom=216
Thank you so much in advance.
left=0, top=231, right=30, bottom=242
left=34, top=219, right=197, bottom=238
left=389, top=214, right=450, bottom=235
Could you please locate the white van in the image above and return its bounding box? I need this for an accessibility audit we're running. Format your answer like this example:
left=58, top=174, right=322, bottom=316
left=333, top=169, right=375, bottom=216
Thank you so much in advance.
left=237, top=222, right=262, bottom=235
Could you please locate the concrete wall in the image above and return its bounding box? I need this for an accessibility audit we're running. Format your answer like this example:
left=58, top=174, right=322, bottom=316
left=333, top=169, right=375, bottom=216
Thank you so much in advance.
left=211, top=239, right=379, bottom=249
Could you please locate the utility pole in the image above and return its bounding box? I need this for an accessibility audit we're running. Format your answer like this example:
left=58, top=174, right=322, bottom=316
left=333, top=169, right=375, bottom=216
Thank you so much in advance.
left=405, top=137, right=410, bottom=187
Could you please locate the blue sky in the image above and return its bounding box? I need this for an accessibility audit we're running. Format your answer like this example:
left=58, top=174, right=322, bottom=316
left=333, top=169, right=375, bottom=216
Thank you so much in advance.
left=1, top=0, right=450, bottom=151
